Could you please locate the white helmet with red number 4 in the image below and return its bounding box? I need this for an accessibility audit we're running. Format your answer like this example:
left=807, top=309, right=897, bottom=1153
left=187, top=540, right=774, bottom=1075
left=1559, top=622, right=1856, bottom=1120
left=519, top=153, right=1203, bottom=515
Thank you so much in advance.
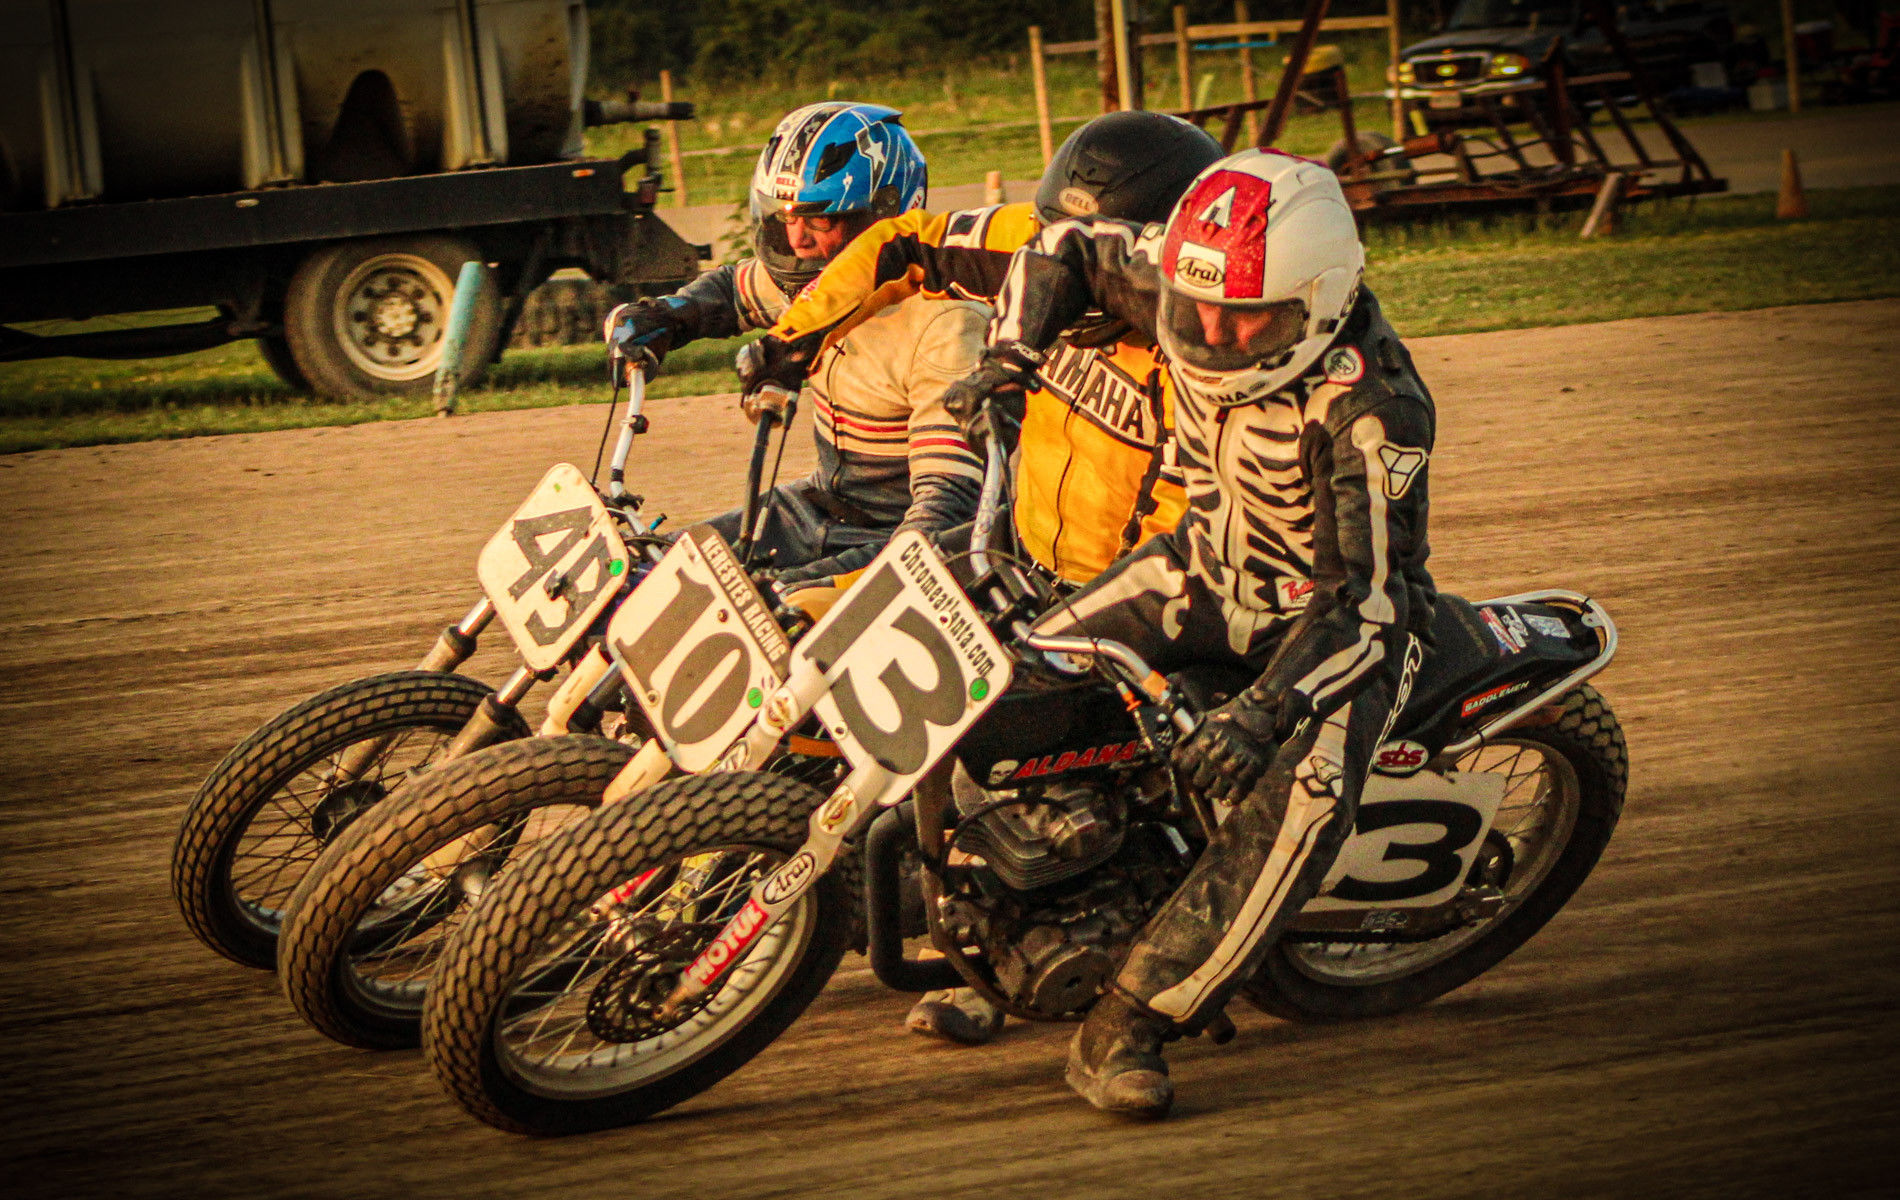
left=1155, top=149, right=1364, bottom=406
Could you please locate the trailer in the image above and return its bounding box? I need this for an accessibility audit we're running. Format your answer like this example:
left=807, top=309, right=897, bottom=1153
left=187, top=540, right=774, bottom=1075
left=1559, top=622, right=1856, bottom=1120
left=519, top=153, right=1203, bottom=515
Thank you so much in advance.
left=0, top=0, right=703, bottom=398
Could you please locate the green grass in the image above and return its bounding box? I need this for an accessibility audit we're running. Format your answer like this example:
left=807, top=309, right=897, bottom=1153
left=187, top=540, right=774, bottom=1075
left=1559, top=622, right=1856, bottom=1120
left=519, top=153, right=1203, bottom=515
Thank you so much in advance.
left=3, top=185, right=1895, bottom=454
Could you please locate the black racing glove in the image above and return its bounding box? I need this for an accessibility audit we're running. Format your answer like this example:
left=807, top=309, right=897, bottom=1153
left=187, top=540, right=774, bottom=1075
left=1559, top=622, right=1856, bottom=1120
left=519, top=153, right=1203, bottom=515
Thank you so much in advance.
left=735, top=332, right=819, bottom=395
left=605, top=297, right=693, bottom=370
left=1171, top=687, right=1281, bottom=807
left=939, top=344, right=1040, bottom=452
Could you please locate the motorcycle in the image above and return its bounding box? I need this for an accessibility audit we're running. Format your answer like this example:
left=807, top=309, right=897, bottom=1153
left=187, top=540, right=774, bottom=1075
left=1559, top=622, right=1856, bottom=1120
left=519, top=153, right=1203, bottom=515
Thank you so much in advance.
left=415, top=413, right=1628, bottom=1135
left=276, top=379, right=840, bottom=1049
left=172, top=350, right=713, bottom=969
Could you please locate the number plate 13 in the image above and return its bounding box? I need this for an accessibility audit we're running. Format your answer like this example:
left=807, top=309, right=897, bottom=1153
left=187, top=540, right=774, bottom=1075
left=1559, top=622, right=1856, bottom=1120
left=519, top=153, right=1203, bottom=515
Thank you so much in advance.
left=608, top=526, right=792, bottom=773
left=797, top=531, right=1011, bottom=788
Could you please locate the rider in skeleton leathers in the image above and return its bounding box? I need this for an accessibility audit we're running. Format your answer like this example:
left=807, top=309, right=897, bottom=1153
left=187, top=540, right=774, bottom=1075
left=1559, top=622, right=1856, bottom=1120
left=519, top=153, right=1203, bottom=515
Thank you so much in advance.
left=943, top=150, right=1438, bottom=1117
left=605, top=102, right=983, bottom=592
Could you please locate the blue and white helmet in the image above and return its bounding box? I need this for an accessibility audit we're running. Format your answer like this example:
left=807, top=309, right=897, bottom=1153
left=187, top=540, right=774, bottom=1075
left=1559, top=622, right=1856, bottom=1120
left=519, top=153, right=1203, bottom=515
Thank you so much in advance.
left=748, top=102, right=928, bottom=293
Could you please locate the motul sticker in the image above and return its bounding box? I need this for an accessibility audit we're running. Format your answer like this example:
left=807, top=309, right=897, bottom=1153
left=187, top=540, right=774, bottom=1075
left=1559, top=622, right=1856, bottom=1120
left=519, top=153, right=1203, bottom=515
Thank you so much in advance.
left=1461, top=678, right=1531, bottom=718
left=684, top=898, right=769, bottom=987
left=1479, top=607, right=1524, bottom=654
left=1010, top=739, right=1141, bottom=781
left=1324, top=346, right=1365, bottom=384
left=1277, top=576, right=1315, bottom=611
left=1373, top=740, right=1429, bottom=775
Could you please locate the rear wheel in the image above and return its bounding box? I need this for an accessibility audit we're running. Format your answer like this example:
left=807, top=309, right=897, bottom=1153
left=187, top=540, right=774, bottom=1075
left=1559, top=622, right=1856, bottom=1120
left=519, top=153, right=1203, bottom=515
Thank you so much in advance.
left=283, top=235, right=502, bottom=399
left=1245, top=684, right=1627, bottom=1021
left=279, top=736, right=635, bottom=1049
left=424, top=770, right=854, bottom=1135
left=171, top=671, right=527, bottom=969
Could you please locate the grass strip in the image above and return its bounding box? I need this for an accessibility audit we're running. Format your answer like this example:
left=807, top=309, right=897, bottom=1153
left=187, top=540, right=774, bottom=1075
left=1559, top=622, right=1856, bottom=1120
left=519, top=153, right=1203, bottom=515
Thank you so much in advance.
left=1, top=186, right=1894, bottom=454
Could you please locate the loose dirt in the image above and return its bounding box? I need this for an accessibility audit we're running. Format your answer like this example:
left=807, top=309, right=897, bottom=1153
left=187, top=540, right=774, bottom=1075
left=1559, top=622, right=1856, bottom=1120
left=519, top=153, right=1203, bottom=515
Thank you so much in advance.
left=1, top=300, right=1895, bottom=1199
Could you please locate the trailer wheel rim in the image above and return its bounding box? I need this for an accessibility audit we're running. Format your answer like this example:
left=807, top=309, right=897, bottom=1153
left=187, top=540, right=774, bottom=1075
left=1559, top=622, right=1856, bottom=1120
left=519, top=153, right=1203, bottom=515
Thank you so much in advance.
left=333, top=252, right=453, bottom=382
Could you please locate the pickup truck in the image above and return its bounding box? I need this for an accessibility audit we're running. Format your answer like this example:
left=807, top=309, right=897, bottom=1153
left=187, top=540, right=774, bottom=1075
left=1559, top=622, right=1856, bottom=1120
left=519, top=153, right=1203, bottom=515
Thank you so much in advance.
left=1396, top=0, right=1736, bottom=127
left=0, top=0, right=703, bottom=398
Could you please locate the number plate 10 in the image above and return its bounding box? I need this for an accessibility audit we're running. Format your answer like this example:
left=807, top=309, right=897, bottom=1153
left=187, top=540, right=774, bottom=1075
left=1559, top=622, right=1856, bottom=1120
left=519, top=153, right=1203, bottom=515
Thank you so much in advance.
left=477, top=463, right=632, bottom=672
left=608, top=526, right=792, bottom=772
left=797, top=531, right=1012, bottom=788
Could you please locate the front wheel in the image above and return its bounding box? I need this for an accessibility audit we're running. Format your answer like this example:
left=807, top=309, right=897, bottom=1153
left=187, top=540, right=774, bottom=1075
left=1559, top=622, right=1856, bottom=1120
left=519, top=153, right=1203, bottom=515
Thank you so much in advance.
left=423, top=771, right=854, bottom=1135
left=171, top=671, right=527, bottom=969
left=279, top=736, right=636, bottom=1049
left=1245, top=683, right=1628, bottom=1022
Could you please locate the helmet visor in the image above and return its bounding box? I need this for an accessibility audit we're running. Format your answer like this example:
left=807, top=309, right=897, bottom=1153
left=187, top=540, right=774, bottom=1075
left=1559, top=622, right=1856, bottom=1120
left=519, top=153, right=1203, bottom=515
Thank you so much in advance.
left=1160, top=290, right=1309, bottom=373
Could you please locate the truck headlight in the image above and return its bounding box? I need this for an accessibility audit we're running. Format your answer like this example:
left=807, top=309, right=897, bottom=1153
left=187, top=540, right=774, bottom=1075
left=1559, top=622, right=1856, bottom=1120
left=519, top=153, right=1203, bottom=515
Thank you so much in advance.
left=1488, top=52, right=1532, bottom=77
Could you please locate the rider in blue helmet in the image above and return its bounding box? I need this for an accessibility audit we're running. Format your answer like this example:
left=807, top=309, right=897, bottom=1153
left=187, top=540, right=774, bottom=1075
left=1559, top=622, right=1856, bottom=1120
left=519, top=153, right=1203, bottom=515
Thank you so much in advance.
left=606, top=101, right=927, bottom=359
left=603, top=103, right=979, bottom=592
left=748, top=101, right=930, bottom=295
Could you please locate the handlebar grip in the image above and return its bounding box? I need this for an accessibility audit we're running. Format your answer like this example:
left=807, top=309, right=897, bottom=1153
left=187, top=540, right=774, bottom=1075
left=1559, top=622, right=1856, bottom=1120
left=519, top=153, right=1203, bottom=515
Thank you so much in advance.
left=742, top=383, right=798, bottom=427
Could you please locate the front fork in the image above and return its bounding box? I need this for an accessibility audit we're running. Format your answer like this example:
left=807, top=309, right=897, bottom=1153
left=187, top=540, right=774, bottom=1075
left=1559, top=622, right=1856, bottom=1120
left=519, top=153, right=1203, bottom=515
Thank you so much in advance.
left=326, top=597, right=499, bottom=787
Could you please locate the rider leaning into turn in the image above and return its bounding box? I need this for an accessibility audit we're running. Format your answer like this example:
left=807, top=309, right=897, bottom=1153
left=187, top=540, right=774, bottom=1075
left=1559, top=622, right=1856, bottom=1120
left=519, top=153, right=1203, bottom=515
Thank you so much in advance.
left=736, top=111, right=1227, bottom=1046
left=604, top=102, right=984, bottom=593
left=945, top=150, right=1438, bottom=1118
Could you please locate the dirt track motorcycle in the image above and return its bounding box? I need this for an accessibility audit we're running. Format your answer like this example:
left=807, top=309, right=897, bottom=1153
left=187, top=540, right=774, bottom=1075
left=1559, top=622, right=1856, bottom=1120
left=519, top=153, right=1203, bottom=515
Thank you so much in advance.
left=172, top=355, right=690, bottom=969
left=276, top=382, right=840, bottom=1049
left=417, top=421, right=1629, bottom=1135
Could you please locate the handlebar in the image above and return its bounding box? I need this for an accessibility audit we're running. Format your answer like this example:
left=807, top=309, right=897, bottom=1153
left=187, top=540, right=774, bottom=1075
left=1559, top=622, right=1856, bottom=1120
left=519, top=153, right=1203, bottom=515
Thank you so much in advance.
left=606, top=349, right=657, bottom=507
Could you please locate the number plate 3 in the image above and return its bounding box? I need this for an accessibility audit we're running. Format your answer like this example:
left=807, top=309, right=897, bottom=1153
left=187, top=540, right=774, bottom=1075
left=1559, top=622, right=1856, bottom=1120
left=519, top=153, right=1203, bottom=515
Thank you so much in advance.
left=797, top=531, right=1011, bottom=789
left=608, top=526, right=791, bottom=772
left=1304, top=770, right=1508, bottom=911
left=476, top=464, right=632, bottom=672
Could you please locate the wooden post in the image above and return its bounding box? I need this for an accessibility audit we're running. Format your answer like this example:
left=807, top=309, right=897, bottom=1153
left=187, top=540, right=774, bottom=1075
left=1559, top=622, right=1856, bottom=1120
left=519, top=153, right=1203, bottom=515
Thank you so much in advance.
left=984, top=170, right=1006, bottom=205
left=1235, top=0, right=1260, bottom=146
left=1096, top=0, right=1120, bottom=112
left=1579, top=171, right=1625, bottom=238
left=659, top=70, right=687, bottom=208
left=1029, top=26, right=1055, bottom=165
left=1387, top=0, right=1405, bottom=140
left=1174, top=6, right=1193, bottom=111
left=1111, top=0, right=1136, bottom=111
left=1780, top=0, right=1801, bottom=113
left=1261, top=0, right=1334, bottom=147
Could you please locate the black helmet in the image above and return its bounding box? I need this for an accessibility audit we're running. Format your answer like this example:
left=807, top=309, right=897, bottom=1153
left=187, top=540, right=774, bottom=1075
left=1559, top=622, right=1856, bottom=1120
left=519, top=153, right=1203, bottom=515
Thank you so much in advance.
left=1034, top=111, right=1226, bottom=227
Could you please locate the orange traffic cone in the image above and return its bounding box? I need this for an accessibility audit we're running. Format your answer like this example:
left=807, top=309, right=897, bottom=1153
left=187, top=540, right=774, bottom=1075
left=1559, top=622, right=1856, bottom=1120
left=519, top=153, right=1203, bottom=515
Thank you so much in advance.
left=1777, top=148, right=1809, bottom=220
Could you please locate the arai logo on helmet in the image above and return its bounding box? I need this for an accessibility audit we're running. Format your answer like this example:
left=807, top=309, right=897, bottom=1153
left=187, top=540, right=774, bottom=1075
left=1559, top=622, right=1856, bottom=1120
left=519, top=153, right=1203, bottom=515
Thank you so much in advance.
left=1175, top=250, right=1225, bottom=289
left=1058, top=186, right=1100, bottom=215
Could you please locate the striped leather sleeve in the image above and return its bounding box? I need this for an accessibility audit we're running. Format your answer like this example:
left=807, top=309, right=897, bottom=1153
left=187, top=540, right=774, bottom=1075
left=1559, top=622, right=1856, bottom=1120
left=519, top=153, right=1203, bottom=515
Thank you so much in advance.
left=767, top=202, right=1042, bottom=359
left=989, top=217, right=1164, bottom=357
left=667, top=259, right=788, bottom=340
left=1251, top=393, right=1435, bottom=741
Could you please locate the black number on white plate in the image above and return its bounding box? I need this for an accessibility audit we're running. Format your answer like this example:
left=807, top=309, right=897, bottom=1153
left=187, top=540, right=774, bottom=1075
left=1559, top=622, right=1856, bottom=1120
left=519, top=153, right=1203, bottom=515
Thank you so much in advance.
left=1329, top=799, right=1485, bottom=903
left=612, top=572, right=757, bottom=749
left=804, top=562, right=967, bottom=776
left=508, top=505, right=615, bottom=647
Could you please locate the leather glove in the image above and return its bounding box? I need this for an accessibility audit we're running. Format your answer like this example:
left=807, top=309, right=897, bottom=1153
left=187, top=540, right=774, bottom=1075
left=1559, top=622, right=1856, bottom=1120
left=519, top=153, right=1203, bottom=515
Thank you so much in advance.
left=605, top=297, right=691, bottom=371
left=735, top=333, right=817, bottom=395
left=940, top=345, right=1040, bottom=451
left=1171, top=687, right=1281, bottom=807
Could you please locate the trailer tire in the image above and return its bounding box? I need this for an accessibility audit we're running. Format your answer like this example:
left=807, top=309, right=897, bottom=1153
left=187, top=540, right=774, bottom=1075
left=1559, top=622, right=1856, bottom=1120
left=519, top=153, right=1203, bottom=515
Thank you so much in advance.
left=284, top=235, right=502, bottom=399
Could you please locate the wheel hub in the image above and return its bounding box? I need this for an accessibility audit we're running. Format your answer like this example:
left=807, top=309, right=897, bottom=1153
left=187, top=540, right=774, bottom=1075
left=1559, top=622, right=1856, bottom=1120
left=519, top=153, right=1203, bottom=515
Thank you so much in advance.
left=584, top=924, right=717, bottom=1043
left=367, top=286, right=422, bottom=340
left=310, top=779, right=387, bottom=843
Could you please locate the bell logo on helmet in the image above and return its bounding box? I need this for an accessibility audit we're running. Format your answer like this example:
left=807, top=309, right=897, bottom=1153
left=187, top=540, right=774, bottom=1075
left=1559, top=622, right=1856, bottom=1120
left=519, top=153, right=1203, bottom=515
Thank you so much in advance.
left=1162, top=169, right=1272, bottom=300
left=1058, top=186, right=1101, bottom=215
left=1175, top=252, right=1225, bottom=289
left=772, top=172, right=802, bottom=201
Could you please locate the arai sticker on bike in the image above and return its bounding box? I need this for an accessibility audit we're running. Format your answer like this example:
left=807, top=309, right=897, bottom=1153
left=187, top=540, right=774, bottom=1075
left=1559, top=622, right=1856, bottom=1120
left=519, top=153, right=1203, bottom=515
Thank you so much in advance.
left=607, top=525, right=792, bottom=773
left=1303, top=769, right=1508, bottom=911
left=476, top=463, right=633, bottom=672
left=795, top=531, right=1011, bottom=790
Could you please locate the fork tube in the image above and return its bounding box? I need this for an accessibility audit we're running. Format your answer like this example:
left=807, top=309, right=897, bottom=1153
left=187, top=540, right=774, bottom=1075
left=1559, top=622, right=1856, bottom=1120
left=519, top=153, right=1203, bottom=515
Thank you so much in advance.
left=537, top=645, right=613, bottom=736
left=431, top=665, right=537, bottom=765
left=414, top=597, right=496, bottom=673
left=601, top=738, right=671, bottom=806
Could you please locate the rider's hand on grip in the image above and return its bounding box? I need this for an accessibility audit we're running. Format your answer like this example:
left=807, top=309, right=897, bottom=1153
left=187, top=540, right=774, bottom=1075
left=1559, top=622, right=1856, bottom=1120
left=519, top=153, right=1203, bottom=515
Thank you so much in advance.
left=941, top=346, right=1038, bottom=453
left=606, top=297, right=689, bottom=377
left=734, top=333, right=816, bottom=394
left=1171, top=688, right=1281, bottom=808
left=740, top=383, right=797, bottom=427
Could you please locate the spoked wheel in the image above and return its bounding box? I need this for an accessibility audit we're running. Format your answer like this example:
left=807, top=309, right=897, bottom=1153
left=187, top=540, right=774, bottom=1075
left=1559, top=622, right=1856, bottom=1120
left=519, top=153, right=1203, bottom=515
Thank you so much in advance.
left=1246, top=684, right=1628, bottom=1022
left=424, top=771, right=855, bottom=1136
left=172, top=671, right=528, bottom=969
left=279, top=736, right=636, bottom=1049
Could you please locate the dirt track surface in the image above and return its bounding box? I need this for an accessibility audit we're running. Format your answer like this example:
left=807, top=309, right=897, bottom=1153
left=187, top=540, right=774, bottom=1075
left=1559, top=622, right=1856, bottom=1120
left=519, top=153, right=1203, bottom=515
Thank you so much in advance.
left=3, top=301, right=1897, bottom=1199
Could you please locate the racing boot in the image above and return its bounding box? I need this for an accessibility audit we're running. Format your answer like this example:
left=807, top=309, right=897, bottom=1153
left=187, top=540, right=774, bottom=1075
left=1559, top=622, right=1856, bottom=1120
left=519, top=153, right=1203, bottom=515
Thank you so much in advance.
left=1064, top=991, right=1174, bottom=1119
left=905, top=987, right=1005, bottom=1045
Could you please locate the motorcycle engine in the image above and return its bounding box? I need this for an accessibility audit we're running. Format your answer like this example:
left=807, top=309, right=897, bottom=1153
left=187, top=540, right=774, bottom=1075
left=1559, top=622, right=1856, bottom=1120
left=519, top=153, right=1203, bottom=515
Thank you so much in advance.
left=942, top=766, right=1190, bottom=1017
